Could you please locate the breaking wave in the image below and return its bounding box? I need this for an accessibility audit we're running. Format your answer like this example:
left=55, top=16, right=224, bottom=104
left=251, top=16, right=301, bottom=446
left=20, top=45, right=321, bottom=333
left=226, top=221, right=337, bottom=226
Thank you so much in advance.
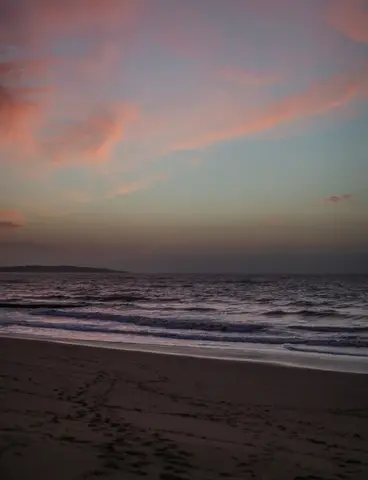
left=1, top=272, right=367, bottom=369
left=2, top=315, right=368, bottom=350
left=284, top=344, right=368, bottom=358
left=264, top=309, right=357, bottom=319
left=28, top=309, right=269, bottom=333
left=0, top=302, right=87, bottom=309
left=0, top=309, right=366, bottom=353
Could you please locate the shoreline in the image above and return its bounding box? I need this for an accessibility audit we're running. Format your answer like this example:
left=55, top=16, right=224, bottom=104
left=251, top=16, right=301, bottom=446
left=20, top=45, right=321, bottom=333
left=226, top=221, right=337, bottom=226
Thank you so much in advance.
left=1, top=332, right=368, bottom=375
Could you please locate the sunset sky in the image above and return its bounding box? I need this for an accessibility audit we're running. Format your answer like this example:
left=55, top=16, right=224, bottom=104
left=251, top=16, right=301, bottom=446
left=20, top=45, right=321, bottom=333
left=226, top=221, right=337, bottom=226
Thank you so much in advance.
left=0, top=0, right=367, bottom=273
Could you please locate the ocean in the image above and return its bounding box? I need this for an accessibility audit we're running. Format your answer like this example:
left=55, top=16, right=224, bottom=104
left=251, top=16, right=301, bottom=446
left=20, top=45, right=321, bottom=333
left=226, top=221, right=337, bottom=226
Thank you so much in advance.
left=1, top=273, right=367, bottom=373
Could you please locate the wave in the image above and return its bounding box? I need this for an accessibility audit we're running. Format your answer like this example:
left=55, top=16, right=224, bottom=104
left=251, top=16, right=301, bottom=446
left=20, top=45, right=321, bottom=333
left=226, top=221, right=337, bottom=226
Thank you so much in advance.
left=77, top=293, right=146, bottom=302
left=4, top=294, right=73, bottom=302
left=4, top=304, right=367, bottom=337
left=76, top=293, right=184, bottom=303
left=27, top=309, right=368, bottom=336
left=286, top=300, right=336, bottom=308
left=0, top=302, right=87, bottom=309
left=264, top=310, right=293, bottom=317
left=0, top=279, right=27, bottom=284
left=41, top=294, right=73, bottom=300
left=161, top=306, right=218, bottom=312
left=236, top=278, right=261, bottom=285
left=3, top=317, right=368, bottom=350
left=1, top=320, right=265, bottom=342
left=298, top=309, right=346, bottom=318
left=185, top=306, right=218, bottom=312
left=144, top=297, right=183, bottom=303
left=289, top=324, right=368, bottom=333
left=284, top=344, right=368, bottom=358
left=264, top=309, right=348, bottom=318
left=29, top=309, right=269, bottom=333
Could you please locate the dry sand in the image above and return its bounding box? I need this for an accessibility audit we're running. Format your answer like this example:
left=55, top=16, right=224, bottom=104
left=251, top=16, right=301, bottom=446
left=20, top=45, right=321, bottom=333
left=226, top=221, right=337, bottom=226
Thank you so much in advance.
left=0, top=337, right=367, bottom=480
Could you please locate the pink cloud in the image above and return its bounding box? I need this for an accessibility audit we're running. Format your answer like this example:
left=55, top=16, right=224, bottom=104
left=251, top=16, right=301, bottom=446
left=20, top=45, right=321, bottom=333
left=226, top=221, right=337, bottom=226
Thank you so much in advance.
left=323, top=194, right=353, bottom=204
left=154, top=1, right=222, bottom=62
left=0, top=0, right=367, bottom=189
left=108, top=173, right=168, bottom=198
left=328, top=0, right=368, bottom=44
left=0, top=58, right=48, bottom=80
left=0, top=0, right=140, bottom=165
left=43, top=173, right=168, bottom=209
left=40, top=0, right=137, bottom=29
left=0, top=0, right=138, bottom=48
left=0, top=57, right=48, bottom=153
left=172, top=66, right=368, bottom=151
left=0, top=84, right=43, bottom=153
left=0, top=210, right=25, bottom=228
left=28, top=1, right=139, bottom=83
left=46, top=105, right=139, bottom=165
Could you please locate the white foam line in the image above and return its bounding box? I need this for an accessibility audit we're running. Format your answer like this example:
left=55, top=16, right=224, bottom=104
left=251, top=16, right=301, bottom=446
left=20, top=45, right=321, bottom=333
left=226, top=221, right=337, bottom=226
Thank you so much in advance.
left=1, top=333, right=367, bottom=374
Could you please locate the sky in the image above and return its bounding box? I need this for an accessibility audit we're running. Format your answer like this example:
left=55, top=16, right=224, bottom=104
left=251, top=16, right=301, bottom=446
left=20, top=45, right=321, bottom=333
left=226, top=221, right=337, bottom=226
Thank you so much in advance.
left=0, top=0, right=367, bottom=273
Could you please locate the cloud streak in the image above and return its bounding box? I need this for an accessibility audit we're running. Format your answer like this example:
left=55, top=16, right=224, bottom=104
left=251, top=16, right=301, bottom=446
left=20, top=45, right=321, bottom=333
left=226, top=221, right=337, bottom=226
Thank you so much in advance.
left=0, top=0, right=137, bottom=47
left=324, top=194, right=353, bottom=204
left=46, top=105, right=139, bottom=165
left=0, top=0, right=139, bottom=164
left=108, top=173, right=168, bottom=198
left=172, top=66, right=368, bottom=151
left=0, top=56, right=47, bottom=153
left=0, top=84, right=43, bottom=151
left=0, top=0, right=367, bottom=245
left=328, top=0, right=368, bottom=44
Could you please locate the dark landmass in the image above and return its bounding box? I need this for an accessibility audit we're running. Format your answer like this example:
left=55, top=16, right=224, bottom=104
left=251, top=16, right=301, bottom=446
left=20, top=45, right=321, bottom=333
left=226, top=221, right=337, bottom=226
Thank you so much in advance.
left=0, top=265, right=126, bottom=273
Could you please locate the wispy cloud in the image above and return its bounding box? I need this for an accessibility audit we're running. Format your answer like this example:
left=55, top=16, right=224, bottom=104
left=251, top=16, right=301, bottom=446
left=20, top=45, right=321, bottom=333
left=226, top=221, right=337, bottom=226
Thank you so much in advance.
left=58, top=173, right=169, bottom=207
left=0, top=0, right=139, bottom=164
left=328, top=0, right=368, bottom=44
left=323, top=194, right=353, bottom=204
left=172, top=66, right=368, bottom=151
left=46, top=105, right=139, bottom=165
left=108, top=173, right=168, bottom=198
left=0, top=58, right=45, bottom=153
left=0, top=0, right=138, bottom=47
left=0, top=0, right=367, bottom=231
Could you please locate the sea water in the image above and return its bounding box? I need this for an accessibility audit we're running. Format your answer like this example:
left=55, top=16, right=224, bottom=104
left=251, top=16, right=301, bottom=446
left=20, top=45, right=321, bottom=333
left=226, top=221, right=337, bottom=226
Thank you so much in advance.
left=1, top=273, right=367, bottom=373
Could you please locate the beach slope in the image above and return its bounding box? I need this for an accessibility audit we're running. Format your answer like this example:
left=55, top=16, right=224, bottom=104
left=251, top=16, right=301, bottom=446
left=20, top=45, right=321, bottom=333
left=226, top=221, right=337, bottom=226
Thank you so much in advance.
left=0, top=337, right=367, bottom=479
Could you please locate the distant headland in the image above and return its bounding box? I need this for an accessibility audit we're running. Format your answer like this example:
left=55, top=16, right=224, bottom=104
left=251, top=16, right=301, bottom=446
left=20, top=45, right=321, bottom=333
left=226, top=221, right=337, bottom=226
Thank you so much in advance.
left=0, top=265, right=127, bottom=273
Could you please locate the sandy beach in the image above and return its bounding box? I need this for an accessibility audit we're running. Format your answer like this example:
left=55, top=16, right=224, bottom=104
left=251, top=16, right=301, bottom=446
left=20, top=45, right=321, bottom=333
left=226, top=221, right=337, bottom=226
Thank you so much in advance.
left=0, top=337, right=367, bottom=479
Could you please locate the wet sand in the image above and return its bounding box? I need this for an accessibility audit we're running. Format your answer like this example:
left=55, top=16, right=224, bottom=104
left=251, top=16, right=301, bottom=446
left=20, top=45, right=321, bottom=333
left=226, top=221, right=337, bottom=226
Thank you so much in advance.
left=0, top=337, right=367, bottom=479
